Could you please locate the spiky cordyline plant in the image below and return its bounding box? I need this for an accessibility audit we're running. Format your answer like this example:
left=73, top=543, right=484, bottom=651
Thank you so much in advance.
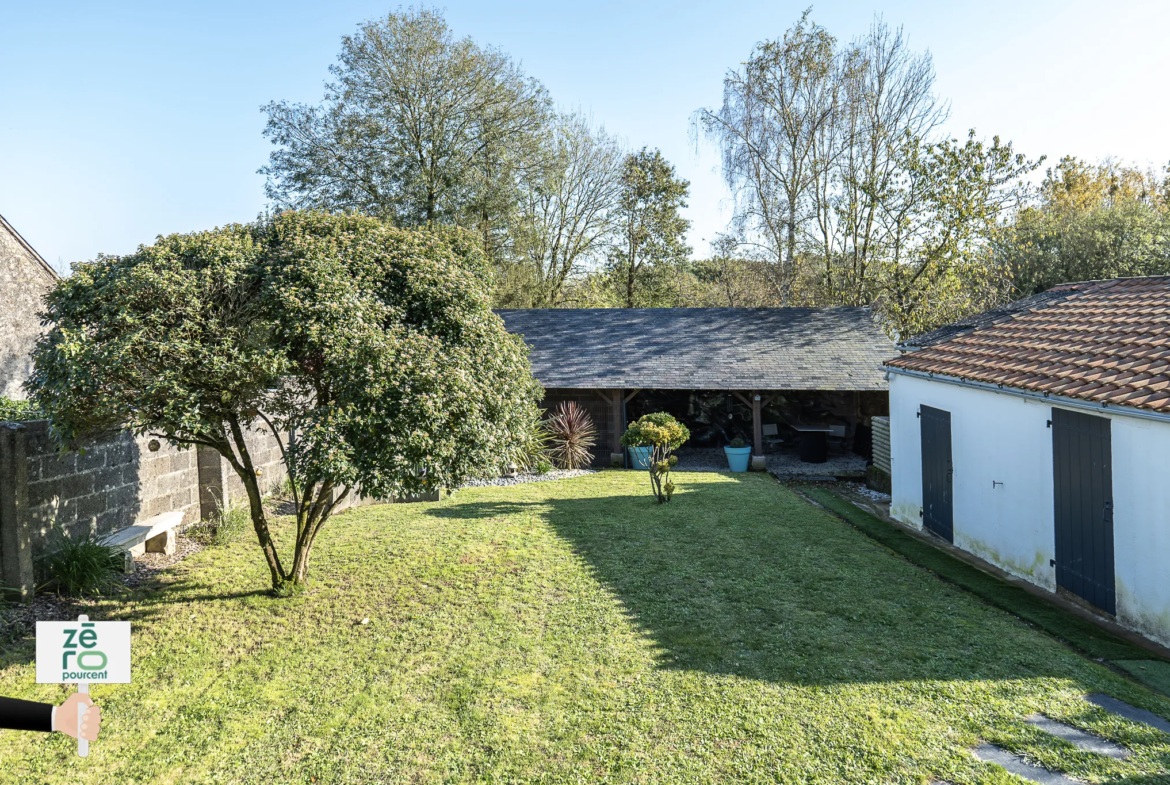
left=545, top=402, right=596, bottom=470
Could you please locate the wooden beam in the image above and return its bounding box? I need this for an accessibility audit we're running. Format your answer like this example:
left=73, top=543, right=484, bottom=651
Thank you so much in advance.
left=731, top=391, right=751, bottom=407
left=595, top=389, right=615, bottom=405
left=751, top=392, right=764, bottom=457
left=623, top=388, right=641, bottom=403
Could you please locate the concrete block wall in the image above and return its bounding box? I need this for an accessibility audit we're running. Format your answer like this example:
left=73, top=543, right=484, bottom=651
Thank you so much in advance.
left=21, top=421, right=200, bottom=556
left=197, top=424, right=288, bottom=517
left=0, top=419, right=294, bottom=598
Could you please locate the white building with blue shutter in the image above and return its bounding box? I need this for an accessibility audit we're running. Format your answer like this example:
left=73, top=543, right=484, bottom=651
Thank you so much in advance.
left=885, top=277, right=1170, bottom=649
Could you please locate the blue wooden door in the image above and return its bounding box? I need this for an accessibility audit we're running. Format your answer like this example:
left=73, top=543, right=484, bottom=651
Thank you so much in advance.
left=920, top=405, right=953, bottom=543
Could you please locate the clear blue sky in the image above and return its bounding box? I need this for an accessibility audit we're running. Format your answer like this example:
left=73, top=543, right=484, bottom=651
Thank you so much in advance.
left=3, top=1, right=1168, bottom=272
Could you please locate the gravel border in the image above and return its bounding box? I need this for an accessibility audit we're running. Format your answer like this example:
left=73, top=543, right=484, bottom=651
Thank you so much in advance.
left=841, top=482, right=891, bottom=503
left=459, top=468, right=596, bottom=488
left=122, top=534, right=204, bottom=589
left=0, top=593, right=78, bottom=644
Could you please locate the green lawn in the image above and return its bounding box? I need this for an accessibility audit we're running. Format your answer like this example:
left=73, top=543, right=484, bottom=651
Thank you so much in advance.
left=2, top=471, right=1169, bottom=783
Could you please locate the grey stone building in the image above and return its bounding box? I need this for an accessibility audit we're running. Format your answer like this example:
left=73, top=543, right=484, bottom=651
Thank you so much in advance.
left=0, top=213, right=57, bottom=398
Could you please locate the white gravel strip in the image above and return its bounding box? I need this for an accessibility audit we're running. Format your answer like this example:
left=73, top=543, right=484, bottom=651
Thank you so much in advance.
left=458, top=468, right=596, bottom=488
left=843, top=482, right=891, bottom=502
left=767, top=450, right=867, bottom=478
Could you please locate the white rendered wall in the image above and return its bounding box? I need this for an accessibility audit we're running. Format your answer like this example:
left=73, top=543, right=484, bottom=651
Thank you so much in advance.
left=889, top=372, right=1170, bottom=648
left=1111, top=416, right=1170, bottom=646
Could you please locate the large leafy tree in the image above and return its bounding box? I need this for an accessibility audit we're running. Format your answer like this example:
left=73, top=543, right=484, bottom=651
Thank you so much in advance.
left=876, top=131, right=1039, bottom=338
left=261, top=8, right=552, bottom=264
left=29, top=211, right=542, bottom=593
left=606, top=148, right=691, bottom=308
left=1000, top=157, right=1170, bottom=295
left=500, top=113, right=623, bottom=307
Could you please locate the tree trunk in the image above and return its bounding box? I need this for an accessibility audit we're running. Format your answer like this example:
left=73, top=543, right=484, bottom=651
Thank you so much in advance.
left=222, top=417, right=286, bottom=591
left=290, top=537, right=315, bottom=584
left=240, top=469, right=285, bottom=590
left=286, top=482, right=347, bottom=588
left=785, top=202, right=797, bottom=306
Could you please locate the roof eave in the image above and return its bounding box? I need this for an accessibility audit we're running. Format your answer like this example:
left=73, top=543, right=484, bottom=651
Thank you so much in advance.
left=885, top=365, right=1170, bottom=425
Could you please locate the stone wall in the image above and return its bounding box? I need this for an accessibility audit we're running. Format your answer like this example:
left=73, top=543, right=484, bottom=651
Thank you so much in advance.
left=0, top=216, right=57, bottom=399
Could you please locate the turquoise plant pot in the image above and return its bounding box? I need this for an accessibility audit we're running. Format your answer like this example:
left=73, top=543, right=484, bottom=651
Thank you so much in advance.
left=724, top=445, right=752, bottom=472
left=628, top=445, right=652, bottom=470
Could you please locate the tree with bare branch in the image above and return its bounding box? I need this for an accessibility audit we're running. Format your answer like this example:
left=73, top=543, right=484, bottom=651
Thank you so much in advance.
left=504, top=114, right=623, bottom=307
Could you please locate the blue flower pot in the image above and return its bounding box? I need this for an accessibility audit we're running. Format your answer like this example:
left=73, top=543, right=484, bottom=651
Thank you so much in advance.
left=724, top=446, right=752, bottom=472
left=628, top=445, right=652, bottom=470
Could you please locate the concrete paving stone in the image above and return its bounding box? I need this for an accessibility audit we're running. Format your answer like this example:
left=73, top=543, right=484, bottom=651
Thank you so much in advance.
left=972, top=744, right=1080, bottom=785
left=1087, top=692, right=1170, bottom=735
left=1025, top=714, right=1129, bottom=758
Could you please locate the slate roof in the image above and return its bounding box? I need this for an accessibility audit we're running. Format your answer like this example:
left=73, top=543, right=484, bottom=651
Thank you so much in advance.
left=497, top=307, right=895, bottom=391
left=887, top=276, right=1170, bottom=412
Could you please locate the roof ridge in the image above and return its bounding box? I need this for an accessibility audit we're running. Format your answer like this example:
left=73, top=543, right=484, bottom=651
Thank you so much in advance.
left=0, top=211, right=59, bottom=279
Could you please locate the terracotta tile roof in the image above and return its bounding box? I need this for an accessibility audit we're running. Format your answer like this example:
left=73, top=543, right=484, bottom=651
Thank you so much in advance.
left=886, top=276, right=1170, bottom=412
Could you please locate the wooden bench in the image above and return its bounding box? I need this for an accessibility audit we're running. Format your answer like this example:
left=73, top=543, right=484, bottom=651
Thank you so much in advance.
left=104, top=510, right=185, bottom=571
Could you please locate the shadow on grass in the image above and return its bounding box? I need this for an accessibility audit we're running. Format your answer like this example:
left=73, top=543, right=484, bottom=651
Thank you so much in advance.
left=432, top=475, right=1078, bottom=688
left=0, top=580, right=274, bottom=671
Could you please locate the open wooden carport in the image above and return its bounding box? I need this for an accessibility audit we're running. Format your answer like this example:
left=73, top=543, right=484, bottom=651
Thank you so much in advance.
left=498, top=307, right=896, bottom=467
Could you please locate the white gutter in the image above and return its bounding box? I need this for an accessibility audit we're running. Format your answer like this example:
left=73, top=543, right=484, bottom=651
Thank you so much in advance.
left=884, top=366, right=1170, bottom=426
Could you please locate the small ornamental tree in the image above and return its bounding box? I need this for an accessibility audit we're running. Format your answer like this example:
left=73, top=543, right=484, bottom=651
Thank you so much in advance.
left=28, top=211, right=542, bottom=594
left=621, top=412, right=690, bottom=503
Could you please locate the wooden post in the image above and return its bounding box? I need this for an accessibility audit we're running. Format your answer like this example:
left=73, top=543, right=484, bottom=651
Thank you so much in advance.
left=612, top=389, right=624, bottom=456
left=751, top=393, right=763, bottom=457
left=0, top=422, right=34, bottom=602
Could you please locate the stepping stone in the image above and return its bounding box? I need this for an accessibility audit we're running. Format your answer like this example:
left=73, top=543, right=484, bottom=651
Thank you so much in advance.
left=1025, top=714, right=1129, bottom=758
left=973, top=744, right=1079, bottom=785
left=1087, top=693, right=1170, bottom=735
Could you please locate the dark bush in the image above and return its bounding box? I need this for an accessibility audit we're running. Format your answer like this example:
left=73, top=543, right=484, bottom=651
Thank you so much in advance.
left=40, top=532, right=122, bottom=597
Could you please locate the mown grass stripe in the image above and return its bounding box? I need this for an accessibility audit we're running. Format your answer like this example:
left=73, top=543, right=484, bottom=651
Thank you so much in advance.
left=797, top=484, right=1164, bottom=668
